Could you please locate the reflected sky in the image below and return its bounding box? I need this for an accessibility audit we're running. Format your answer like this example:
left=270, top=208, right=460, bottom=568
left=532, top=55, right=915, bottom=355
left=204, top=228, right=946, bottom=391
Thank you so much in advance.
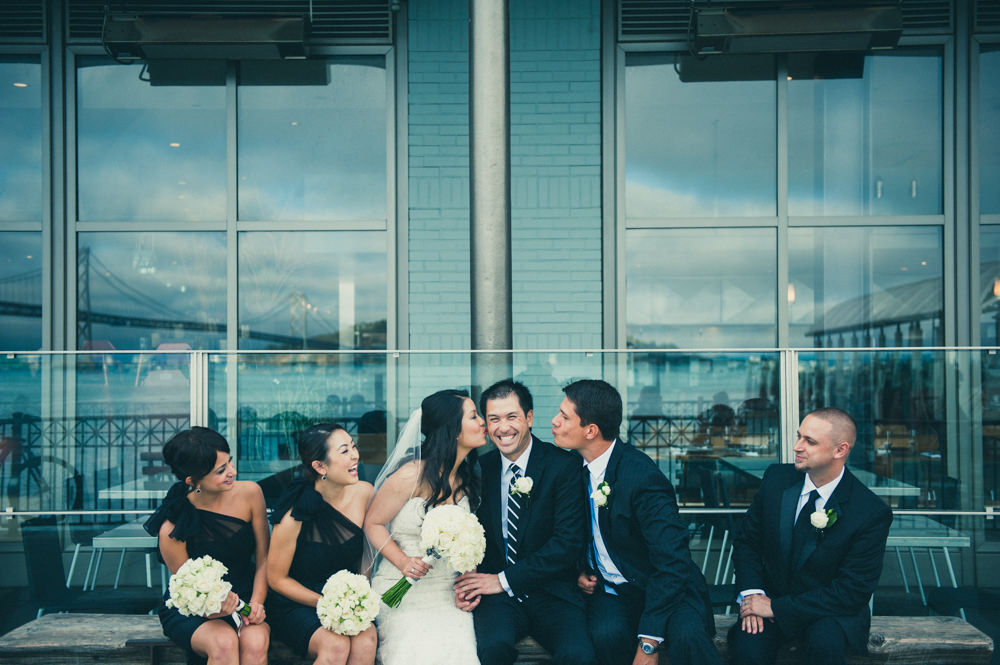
left=789, top=53, right=943, bottom=216
left=626, top=58, right=776, bottom=218
left=0, top=232, right=42, bottom=351
left=78, top=232, right=226, bottom=350
left=238, top=59, right=387, bottom=221
left=982, top=47, right=1000, bottom=214
left=0, top=58, right=42, bottom=221
left=626, top=228, right=777, bottom=348
left=789, top=227, right=943, bottom=345
left=77, top=59, right=227, bottom=221
left=238, top=231, right=386, bottom=350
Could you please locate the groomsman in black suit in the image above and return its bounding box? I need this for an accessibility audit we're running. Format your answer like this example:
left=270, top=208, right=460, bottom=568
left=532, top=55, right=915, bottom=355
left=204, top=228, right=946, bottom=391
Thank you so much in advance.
left=729, top=407, right=893, bottom=665
left=552, top=379, right=720, bottom=665
left=453, top=379, right=597, bottom=665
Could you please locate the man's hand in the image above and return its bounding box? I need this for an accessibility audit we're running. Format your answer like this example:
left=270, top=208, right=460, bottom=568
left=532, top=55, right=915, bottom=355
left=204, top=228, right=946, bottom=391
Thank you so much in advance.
left=577, top=572, right=598, bottom=595
left=454, top=589, right=481, bottom=612
left=632, top=643, right=658, bottom=665
left=739, top=593, right=773, bottom=619
left=453, top=572, right=502, bottom=601
left=740, top=614, right=766, bottom=634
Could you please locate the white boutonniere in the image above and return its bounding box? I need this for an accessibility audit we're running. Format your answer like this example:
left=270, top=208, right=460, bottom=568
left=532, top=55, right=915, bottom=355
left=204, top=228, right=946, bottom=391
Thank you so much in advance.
left=591, top=481, right=611, bottom=508
left=511, top=476, right=533, bottom=497
left=810, top=508, right=838, bottom=531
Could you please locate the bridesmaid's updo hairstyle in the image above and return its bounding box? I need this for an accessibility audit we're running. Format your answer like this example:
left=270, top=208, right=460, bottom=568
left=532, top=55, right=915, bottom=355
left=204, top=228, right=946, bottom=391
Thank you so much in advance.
left=162, top=426, right=231, bottom=484
left=419, top=389, right=480, bottom=510
left=298, top=422, right=348, bottom=480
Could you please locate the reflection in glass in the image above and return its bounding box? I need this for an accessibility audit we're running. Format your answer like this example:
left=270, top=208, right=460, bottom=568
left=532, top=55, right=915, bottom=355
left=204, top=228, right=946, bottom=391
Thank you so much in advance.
left=76, top=58, right=226, bottom=221
left=0, top=233, right=42, bottom=351
left=624, top=54, right=776, bottom=218
left=77, top=232, right=226, bottom=350
left=789, top=52, right=943, bottom=216
left=788, top=227, right=943, bottom=347
left=799, top=350, right=951, bottom=511
left=238, top=231, right=386, bottom=350
left=982, top=227, right=1000, bottom=346
left=628, top=352, right=780, bottom=507
left=982, top=46, right=1000, bottom=214
left=626, top=228, right=777, bottom=348
left=0, top=57, right=41, bottom=221
left=238, top=58, right=387, bottom=221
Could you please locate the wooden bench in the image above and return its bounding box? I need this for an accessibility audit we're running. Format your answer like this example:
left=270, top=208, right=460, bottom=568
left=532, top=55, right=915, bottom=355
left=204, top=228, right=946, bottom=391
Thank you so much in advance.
left=0, top=613, right=992, bottom=665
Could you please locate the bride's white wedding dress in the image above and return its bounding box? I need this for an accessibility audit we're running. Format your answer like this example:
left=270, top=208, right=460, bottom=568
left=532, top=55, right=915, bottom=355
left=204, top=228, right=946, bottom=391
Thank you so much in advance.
left=371, top=496, right=480, bottom=665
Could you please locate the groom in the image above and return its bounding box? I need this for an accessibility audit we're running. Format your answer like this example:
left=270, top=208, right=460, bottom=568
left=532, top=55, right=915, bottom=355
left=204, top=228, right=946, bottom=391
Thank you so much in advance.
left=553, top=379, right=720, bottom=665
left=453, top=379, right=597, bottom=665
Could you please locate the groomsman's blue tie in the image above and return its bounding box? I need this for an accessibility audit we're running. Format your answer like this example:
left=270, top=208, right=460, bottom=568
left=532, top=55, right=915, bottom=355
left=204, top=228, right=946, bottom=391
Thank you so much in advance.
left=506, top=466, right=522, bottom=565
left=790, top=489, right=820, bottom=565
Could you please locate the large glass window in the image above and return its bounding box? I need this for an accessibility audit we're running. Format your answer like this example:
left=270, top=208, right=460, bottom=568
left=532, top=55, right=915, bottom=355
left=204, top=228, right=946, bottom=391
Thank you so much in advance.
left=0, top=57, right=41, bottom=221
left=982, top=45, right=1000, bottom=215
left=237, top=59, right=387, bottom=222
left=788, top=227, right=943, bottom=347
left=237, top=231, right=387, bottom=350
left=76, top=58, right=226, bottom=222
left=982, top=227, right=1000, bottom=346
left=0, top=232, right=42, bottom=351
left=788, top=52, right=943, bottom=216
left=77, top=232, right=227, bottom=350
left=626, top=229, right=777, bottom=348
left=625, top=54, right=776, bottom=218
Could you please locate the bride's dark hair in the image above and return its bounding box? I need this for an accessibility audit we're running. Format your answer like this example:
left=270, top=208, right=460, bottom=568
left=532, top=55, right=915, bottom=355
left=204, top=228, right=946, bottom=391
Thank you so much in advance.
left=419, top=389, right=480, bottom=510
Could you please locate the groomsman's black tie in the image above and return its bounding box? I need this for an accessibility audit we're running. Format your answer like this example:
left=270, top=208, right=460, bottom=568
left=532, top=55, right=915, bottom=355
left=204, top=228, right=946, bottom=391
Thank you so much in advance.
left=790, top=489, right=820, bottom=564
left=506, top=466, right=522, bottom=565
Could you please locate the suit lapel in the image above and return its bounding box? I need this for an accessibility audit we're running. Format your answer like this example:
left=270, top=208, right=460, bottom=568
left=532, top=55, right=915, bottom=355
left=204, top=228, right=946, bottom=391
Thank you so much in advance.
left=792, top=468, right=854, bottom=572
left=518, top=437, right=546, bottom=534
left=482, top=452, right=504, bottom=553
left=779, top=478, right=802, bottom=568
left=597, top=442, right=624, bottom=545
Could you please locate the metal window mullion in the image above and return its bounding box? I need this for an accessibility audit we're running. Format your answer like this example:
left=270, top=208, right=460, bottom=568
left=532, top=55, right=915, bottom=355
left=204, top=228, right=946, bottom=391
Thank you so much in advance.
left=780, top=348, right=799, bottom=463
left=777, top=57, right=789, bottom=349
left=225, top=63, right=239, bottom=445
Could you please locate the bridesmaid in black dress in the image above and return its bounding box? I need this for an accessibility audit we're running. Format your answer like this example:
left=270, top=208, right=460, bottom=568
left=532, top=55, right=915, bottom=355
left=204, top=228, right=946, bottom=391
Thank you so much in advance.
left=266, top=423, right=376, bottom=665
left=145, top=427, right=271, bottom=665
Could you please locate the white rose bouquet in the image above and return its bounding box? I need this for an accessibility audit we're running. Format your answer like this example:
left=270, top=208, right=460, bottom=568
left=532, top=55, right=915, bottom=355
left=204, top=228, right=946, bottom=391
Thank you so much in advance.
left=165, top=555, right=251, bottom=624
left=316, top=570, right=380, bottom=636
left=381, top=503, right=486, bottom=608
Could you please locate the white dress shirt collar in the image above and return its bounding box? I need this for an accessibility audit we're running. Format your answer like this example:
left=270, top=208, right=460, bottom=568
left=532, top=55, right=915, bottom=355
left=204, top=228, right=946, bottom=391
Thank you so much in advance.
left=501, top=439, right=533, bottom=478
left=585, top=439, right=617, bottom=488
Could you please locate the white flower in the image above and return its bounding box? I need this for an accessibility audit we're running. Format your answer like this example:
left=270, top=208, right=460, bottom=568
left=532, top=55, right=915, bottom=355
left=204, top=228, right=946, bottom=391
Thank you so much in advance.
left=419, top=504, right=486, bottom=574
left=511, top=476, right=533, bottom=497
left=591, top=481, right=611, bottom=508
left=316, top=570, right=379, bottom=636
left=810, top=510, right=829, bottom=529
left=166, top=555, right=232, bottom=617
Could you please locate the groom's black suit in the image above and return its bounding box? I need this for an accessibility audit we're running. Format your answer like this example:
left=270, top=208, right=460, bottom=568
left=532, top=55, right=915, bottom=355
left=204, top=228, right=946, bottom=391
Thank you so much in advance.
left=473, top=435, right=596, bottom=665
left=584, top=441, right=719, bottom=665
left=728, top=464, right=893, bottom=665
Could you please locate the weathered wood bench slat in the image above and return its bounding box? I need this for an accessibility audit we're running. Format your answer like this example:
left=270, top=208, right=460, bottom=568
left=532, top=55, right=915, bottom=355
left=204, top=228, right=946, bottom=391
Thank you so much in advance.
left=0, top=613, right=992, bottom=665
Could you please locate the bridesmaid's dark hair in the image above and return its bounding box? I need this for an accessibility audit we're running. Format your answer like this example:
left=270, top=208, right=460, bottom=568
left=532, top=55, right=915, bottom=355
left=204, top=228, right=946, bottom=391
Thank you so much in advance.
left=299, top=422, right=349, bottom=480
left=162, top=427, right=231, bottom=484
left=420, top=389, right=480, bottom=510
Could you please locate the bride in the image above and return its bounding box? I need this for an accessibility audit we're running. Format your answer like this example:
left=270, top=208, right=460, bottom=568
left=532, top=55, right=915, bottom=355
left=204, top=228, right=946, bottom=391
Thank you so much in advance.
left=364, top=389, right=486, bottom=665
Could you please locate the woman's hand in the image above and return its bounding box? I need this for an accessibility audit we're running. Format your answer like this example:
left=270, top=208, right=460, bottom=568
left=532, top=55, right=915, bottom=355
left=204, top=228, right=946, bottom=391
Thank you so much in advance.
left=245, top=600, right=266, bottom=625
left=206, top=590, right=241, bottom=619
left=399, top=556, right=431, bottom=580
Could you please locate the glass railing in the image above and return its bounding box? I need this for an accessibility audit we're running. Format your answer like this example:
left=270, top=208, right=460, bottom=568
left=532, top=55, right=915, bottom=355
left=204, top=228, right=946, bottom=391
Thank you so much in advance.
left=0, top=348, right=996, bottom=624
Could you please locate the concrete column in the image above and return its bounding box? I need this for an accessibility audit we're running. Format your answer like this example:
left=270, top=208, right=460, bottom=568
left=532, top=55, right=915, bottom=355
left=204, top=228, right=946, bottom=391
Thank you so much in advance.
left=469, top=0, right=512, bottom=387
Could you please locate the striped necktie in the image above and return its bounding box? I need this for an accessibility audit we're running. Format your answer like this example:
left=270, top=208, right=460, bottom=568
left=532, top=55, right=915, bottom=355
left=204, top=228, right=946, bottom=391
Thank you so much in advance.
left=506, top=466, right=522, bottom=565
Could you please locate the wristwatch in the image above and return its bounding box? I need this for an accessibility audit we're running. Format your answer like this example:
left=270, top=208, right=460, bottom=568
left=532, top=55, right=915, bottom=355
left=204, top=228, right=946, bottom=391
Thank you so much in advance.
left=639, top=638, right=659, bottom=655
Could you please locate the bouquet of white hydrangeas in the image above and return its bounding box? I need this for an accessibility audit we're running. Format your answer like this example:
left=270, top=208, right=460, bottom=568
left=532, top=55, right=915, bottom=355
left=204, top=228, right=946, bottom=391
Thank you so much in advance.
left=381, top=503, right=486, bottom=608
left=165, top=555, right=252, bottom=624
left=316, top=570, right=380, bottom=636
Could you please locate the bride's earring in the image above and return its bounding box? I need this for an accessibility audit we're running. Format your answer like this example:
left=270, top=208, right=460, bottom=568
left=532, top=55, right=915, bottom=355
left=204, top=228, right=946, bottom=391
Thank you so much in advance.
left=195, top=486, right=201, bottom=494
left=321, top=474, right=327, bottom=481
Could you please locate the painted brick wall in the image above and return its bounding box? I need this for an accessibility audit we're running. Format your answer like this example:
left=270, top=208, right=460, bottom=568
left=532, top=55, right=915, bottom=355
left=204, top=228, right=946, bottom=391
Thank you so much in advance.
left=407, top=0, right=603, bottom=361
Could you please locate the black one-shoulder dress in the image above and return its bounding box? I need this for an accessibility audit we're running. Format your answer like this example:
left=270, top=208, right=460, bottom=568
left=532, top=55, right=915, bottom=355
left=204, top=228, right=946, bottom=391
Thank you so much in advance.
left=266, top=480, right=365, bottom=656
left=144, top=482, right=258, bottom=663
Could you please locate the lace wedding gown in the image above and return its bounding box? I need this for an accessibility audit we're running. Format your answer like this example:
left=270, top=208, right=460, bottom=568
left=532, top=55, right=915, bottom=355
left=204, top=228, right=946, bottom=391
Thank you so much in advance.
left=371, top=496, right=480, bottom=665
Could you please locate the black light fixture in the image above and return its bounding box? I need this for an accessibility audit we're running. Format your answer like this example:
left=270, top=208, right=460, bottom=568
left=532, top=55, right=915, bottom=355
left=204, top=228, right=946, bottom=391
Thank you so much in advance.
left=102, top=14, right=309, bottom=62
left=692, top=2, right=903, bottom=56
